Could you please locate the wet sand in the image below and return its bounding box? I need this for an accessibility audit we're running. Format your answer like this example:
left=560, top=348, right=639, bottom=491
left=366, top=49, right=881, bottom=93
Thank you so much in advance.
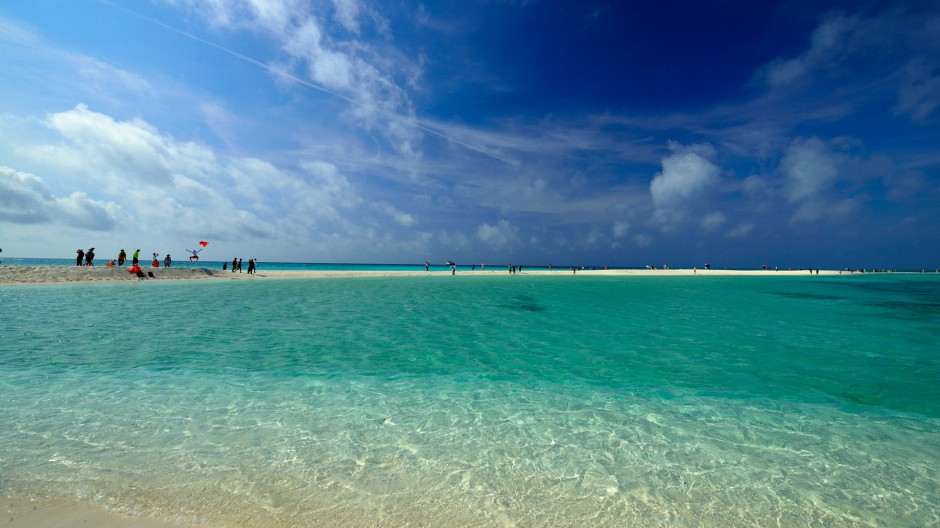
left=2, top=497, right=191, bottom=528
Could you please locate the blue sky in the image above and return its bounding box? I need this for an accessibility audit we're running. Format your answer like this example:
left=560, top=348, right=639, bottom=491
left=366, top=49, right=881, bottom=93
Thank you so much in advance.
left=1, top=0, right=938, bottom=268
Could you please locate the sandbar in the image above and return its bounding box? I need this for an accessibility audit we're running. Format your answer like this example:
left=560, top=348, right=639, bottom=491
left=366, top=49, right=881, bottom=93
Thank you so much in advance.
left=0, top=265, right=847, bottom=285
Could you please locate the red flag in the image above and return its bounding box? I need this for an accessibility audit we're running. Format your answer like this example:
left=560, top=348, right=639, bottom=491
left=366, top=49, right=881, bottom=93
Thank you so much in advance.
left=199, top=241, right=209, bottom=247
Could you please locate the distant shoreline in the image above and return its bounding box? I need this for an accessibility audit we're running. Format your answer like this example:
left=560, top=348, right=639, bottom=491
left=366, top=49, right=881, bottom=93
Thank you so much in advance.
left=0, top=265, right=894, bottom=285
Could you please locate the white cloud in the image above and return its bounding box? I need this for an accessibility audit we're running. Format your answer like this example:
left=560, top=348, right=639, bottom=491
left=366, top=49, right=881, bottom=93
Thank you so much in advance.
left=0, top=165, right=123, bottom=229
left=612, top=221, right=629, bottom=239
left=477, top=219, right=519, bottom=249
left=168, top=0, right=420, bottom=158
left=297, top=159, right=363, bottom=221
left=369, top=201, right=417, bottom=226
left=896, top=57, right=940, bottom=122
left=332, top=0, right=363, bottom=33
left=649, top=142, right=720, bottom=229
left=760, top=12, right=861, bottom=88
left=29, top=104, right=216, bottom=188
left=727, top=222, right=754, bottom=238
left=701, top=211, right=725, bottom=231
left=633, top=234, right=653, bottom=248
left=2, top=105, right=435, bottom=260
left=780, top=137, right=839, bottom=203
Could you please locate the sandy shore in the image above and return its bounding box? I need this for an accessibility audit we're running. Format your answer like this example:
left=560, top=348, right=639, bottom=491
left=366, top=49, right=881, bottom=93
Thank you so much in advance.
left=3, top=497, right=190, bottom=528
left=0, top=265, right=849, bottom=285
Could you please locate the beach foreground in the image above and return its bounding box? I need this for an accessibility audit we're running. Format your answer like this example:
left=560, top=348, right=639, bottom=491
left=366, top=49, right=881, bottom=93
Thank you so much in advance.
left=3, top=270, right=936, bottom=527
left=3, top=498, right=185, bottom=528
left=0, top=265, right=844, bottom=284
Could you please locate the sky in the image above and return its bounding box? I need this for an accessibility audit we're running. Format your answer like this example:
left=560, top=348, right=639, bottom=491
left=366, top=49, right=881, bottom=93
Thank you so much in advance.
left=1, top=0, right=938, bottom=268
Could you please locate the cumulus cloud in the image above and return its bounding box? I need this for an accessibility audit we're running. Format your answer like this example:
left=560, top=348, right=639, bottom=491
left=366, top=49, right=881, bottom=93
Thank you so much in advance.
left=0, top=165, right=123, bottom=229
left=369, top=201, right=417, bottom=226
left=778, top=137, right=865, bottom=223
left=649, top=142, right=720, bottom=229
left=701, top=211, right=725, bottom=231
left=612, top=221, right=629, bottom=239
left=28, top=104, right=216, bottom=188
left=780, top=137, right=840, bottom=203
left=477, top=219, right=519, bottom=249
left=633, top=234, right=653, bottom=248
left=4, top=105, right=429, bottom=259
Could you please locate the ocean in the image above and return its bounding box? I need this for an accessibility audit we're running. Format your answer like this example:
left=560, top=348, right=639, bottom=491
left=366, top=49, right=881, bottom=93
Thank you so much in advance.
left=1, top=271, right=938, bottom=527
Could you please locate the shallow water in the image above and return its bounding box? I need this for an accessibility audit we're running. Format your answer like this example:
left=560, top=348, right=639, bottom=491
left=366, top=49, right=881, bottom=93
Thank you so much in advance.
left=1, top=274, right=938, bottom=526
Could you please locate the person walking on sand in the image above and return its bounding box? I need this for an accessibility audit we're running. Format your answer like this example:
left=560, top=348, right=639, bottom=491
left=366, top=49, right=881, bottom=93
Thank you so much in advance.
left=118, top=249, right=127, bottom=266
left=237, top=258, right=243, bottom=273
left=85, top=248, right=95, bottom=266
left=247, top=259, right=255, bottom=274
left=76, top=248, right=84, bottom=266
left=231, top=257, right=237, bottom=272
left=132, top=249, right=140, bottom=265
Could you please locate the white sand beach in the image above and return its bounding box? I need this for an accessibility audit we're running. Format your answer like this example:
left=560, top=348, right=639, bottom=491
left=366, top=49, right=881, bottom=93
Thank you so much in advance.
left=0, top=265, right=847, bottom=285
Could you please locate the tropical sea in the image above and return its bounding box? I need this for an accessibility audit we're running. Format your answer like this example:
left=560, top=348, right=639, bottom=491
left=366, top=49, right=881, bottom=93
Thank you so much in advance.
left=1, top=268, right=938, bottom=527
left=0, top=257, right=609, bottom=272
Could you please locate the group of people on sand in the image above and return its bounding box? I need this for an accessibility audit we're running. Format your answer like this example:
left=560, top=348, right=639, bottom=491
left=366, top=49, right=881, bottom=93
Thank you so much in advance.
left=224, top=257, right=256, bottom=274
left=75, top=248, right=173, bottom=269
left=75, top=247, right=96, bottom=266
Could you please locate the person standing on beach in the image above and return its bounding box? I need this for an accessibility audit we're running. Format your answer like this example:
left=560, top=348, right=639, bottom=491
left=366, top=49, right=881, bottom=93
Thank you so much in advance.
left=118, top=249, right=126, bottom=266
left=76, top=249, right=84, bottom=266
left=237, top=258, right=243, bottom=273
left=164, top=254, right=172, bottom=268
left=425, top=261, right=429, bottom=271
left=85, top=248, right=95, bottom=266
left=231, top=257, right=237, bottom=272
left=247, top=259, right=255, bottom=274
left=132, top=249, right=140, bottom=265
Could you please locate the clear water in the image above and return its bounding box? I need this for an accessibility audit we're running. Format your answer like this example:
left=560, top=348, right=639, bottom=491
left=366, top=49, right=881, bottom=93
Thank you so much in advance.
left=0, top=257, right=598, bottom=272
left=1, top=274, right=938, bottom=527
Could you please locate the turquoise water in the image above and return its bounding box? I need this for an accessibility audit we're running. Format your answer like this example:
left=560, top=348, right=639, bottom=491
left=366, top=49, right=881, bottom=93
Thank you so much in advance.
left=1, top=257, right=587, bottom=272
left=1, top=274, right=938, bottom=527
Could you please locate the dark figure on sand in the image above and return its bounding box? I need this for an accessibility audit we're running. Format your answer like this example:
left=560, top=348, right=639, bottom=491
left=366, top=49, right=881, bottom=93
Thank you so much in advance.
left=118, top=249, right=126, bottom=266
left=76, top=249, right=84, bottom=266
left=247, top=259, right=256, bottom=274
left=231, top=258, right=237, bottom=273
left=164, top=254, right=172, bottom=268
left=85, top=248, right=95, bottom=266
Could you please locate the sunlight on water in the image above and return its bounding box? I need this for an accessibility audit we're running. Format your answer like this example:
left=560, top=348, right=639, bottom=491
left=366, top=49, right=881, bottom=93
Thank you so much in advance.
left=1, top=275, right=938, bottom=526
